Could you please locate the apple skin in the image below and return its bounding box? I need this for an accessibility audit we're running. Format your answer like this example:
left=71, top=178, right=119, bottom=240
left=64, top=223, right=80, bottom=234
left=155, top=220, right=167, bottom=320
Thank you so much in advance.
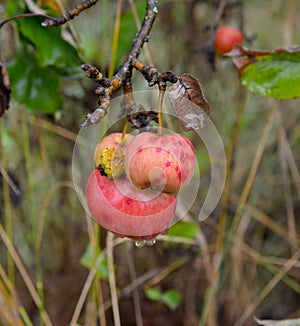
left=214, top=26, right=244, bottom=54
left=94, top=133, right=133, bottom=168
left=86, top=169, right=177, bottom=240
left=124, top=132, right=196, bottom=194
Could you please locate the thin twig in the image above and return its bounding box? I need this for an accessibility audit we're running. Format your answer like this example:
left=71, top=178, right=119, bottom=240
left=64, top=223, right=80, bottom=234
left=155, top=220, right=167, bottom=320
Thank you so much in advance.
left=0, top=13, right=52, bottom=29
left=81, top=0, right=159, bottom=127
left=128, top=0, right=154, bottom=66
left=41, top=0, right=99, bottom=27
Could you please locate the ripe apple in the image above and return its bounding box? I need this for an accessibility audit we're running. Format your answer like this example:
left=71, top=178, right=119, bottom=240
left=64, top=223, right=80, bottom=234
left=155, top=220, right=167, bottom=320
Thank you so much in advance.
left=214, top=26, right=244, bottom=54
left=86, top=169, right=177, bottom=240
left=94, top=133, right=133, bottom=178
left=124, top=132, right=196, bottom=194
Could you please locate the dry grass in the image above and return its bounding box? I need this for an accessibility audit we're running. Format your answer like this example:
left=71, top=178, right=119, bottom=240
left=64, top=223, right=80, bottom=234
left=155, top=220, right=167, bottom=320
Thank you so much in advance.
left=0, top=0, right=300, bottom=325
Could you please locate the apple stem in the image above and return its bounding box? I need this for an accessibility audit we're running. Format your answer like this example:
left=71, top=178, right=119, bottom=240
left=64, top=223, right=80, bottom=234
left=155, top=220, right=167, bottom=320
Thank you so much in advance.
left=158, top=86, right=166, bottom=136
left=122, top=118, right=129, bottom=139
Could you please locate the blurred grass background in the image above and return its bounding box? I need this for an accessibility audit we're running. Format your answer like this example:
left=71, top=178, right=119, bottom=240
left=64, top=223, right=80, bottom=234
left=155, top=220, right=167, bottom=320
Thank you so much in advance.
left=0, top=0, right=300, bottom=325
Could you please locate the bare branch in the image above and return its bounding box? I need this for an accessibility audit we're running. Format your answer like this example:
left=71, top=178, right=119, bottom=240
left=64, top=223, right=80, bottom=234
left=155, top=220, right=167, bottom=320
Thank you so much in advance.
left=0, top=13, right=52, bottom=29
left=41, top=0, right=99, bottom=27
left=81, top=0, right=159, bottom=127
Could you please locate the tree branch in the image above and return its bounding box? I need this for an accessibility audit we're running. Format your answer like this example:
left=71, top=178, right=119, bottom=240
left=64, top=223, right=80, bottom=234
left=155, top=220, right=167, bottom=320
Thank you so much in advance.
left=41, top=0, right=99, bottom=27
left=81, top=0, right=159, bottom=127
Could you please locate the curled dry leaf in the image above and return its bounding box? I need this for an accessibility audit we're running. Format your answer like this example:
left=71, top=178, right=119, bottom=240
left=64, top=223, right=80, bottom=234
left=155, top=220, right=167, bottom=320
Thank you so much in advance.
left=254, top=316, right=300, bottom=326
left=167, top=73, right=210, bottom=131
left=0, top=61, right=11, bottom=117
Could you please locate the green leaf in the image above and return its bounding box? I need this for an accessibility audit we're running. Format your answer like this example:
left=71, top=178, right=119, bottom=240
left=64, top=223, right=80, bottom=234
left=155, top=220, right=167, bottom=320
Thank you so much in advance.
left=168, top=221, right=200, bottom=239
left=160, top=290, right=181, bottom=311
left=7, top=49, right=62, bottom=113
left=18, top=17, right=82, bottom=72
left=145, top=287, right=181, bottom=311
left=80, top=244, right=109, bottom=280
left=145, top=287, right=161, bottom=301
left=241, top=52, right=300, bottom=99
left=229, top=45, right=300, bottom=99
left=6, top=0, right=25, bottom=17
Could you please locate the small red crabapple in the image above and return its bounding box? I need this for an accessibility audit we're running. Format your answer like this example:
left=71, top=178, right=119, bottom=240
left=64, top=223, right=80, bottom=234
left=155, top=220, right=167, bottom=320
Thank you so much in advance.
left=86, top=169, right=177, bottom=240
left=124, top=132, right=196, bottom=194
left=214, top=26, right=244, bottom=54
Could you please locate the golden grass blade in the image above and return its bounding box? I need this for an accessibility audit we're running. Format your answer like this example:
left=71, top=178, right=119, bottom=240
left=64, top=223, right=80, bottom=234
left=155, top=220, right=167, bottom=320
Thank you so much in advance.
left=0, top=223, right=54, bottom=326
left=106, top=232, right=121, bottom=326
left=234, top=249, right=300, bottom=326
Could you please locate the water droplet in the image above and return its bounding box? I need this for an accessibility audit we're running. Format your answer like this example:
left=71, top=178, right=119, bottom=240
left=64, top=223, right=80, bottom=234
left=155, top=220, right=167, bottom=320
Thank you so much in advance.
left=146, top=239, right=156, bottom=246
left=135, top=240, right=146, bottom=248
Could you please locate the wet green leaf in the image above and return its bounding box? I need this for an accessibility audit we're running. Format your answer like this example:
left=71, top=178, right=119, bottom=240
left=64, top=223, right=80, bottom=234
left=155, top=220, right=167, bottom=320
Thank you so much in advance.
left=6, top=0, right=25, bottom=17
left=6, top=0, right=81, bottom=74
left=160, top=290, right=181, bottom=311
left=7, top=49, right=62, bottom=113
left=145, top=287, right=161, bottom=301
left=241, top=52, right=300, bottom=99
left=229, top=46, right=300, bottom=99
left=145, top=287, right=181, bottom=310
left=18, top=17, right=82, bottom=72
left=168, top=221, right=200, bottom=239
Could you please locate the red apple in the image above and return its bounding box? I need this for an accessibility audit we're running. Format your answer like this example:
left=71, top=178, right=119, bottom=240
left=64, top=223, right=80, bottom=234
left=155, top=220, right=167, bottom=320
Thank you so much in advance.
left=124, top=132, right=196, bottom=194
left=214, top=26, right=244, bottom=54
left=86, top=169, right=177, bottom=239
left=94, top=133, right=133, bottom=178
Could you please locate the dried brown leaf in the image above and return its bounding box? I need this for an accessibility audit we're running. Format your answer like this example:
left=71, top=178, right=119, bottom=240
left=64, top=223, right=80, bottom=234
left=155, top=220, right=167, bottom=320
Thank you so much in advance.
left=0, top=61, right=11, bottom=117
left=254, top=316, right=300, bottom=326
left=168, top=73, right=210, bottom=131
